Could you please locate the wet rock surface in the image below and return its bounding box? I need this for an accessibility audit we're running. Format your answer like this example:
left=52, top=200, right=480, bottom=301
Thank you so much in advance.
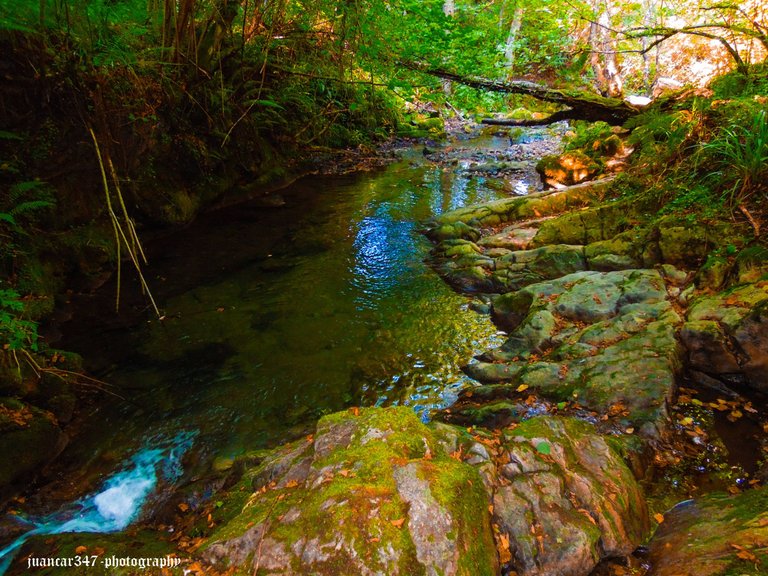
left=647, top=488, right=768, bottom=576
left=494, top=417, right=649, bottom=576
left=202, top=407, right=499, bottom=576
left=466, top=268, right=683, bottom=435
left=199, top=408, right=649, bottom=576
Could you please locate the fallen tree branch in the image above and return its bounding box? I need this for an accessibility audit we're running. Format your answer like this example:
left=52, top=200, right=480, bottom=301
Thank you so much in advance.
left=481, top=110, right=579, bottom=127
left=400, top=61, right=643, bottom=124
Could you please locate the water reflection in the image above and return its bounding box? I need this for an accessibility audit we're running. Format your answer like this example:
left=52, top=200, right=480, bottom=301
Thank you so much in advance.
left=54, top=149, right=508, bottom=477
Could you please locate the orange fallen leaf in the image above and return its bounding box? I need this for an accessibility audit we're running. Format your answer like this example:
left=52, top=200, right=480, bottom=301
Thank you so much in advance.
left=654, top=513, right=665, bottom=524
left=285, top=480, right=299, bottom=488
left=736, top=549, right=757, bottom=561
left=177, top=502, right=189, bottom=513
left=391, top=518, right=405, bottom=528
left=75, top=546, right=87, bottom=555
left=498, top=532, right=512, bottom=564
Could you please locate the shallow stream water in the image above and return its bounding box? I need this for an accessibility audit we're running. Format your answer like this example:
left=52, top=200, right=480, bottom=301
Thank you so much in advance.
left=2, top=137, right=541, bottom=568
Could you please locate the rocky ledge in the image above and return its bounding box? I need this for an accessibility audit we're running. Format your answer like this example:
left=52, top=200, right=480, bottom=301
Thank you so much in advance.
left=7, top=182, right=768, bottom=576
left=201, top=407, right=647, bottom=576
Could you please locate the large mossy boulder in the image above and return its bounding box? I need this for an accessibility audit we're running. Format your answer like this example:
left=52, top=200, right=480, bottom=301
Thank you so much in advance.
left=495, top=417, right=650, bottom=576
left=202, top=407, right=498, bottom=576
left=469, top=269, right=684, bottom=435
left=201, top=409, right=650, bottom=576
left=647, top=488, right=768, bottom=576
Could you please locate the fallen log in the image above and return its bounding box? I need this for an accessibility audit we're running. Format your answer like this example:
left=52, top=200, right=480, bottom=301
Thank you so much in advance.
left=401, top=61, right=645, bottom=125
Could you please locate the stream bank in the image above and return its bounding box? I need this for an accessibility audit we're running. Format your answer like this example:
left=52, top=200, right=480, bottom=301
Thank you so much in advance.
left=2, top=110, right=768, bottom=575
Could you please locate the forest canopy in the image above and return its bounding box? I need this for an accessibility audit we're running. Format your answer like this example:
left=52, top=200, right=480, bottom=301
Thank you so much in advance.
left=1, top=0, right=766, bottom=112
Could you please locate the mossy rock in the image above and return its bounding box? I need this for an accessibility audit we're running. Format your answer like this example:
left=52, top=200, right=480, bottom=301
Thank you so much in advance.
left=685, top=284, right=768, bottom=392
left=200, top=407, right=498, bottom=576
left=470, top=270, right=683, bottom=435
left=647, top=488, right=768, bottom=576
left=735, top=245, right=768, bottom=283
left=530, top=201, right=635, bottom=247
left=495, top=416, right=650, bottom=576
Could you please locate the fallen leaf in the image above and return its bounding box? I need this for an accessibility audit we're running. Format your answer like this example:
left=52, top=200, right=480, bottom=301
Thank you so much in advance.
left=75, top=546, right=87, bottom=555
left=731, top=543, right=758, bottom=562
left=516, top=384, right=529, bottom=393
left=728, top=410, right=743, bottom=421
left=177, top=502, right=189, bottom=513
left=654, top=513, right=665, bottom=524
left=498, top=532, right=512, bottom=564
left=285, top=480, right=299, bottom=488
left=577, top=508, right=597, bottom=525
left=391, top=518, right=405, bottom=528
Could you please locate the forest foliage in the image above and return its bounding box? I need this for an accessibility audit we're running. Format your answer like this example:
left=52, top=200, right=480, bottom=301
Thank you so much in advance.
left=0, top=0, right=766, bottom=353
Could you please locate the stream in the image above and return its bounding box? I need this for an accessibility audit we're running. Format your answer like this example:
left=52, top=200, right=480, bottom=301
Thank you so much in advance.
left=1, top=135, right=554, bottom=570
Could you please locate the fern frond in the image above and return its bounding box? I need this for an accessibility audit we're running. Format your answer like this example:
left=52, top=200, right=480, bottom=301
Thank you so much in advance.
left=10, top=200, right=54, bottom=216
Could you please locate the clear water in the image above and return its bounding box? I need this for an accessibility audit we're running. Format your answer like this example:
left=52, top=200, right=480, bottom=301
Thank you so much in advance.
left=0, top=432, right=195, bottom=573
left=1, top=145, right=511, bottom=568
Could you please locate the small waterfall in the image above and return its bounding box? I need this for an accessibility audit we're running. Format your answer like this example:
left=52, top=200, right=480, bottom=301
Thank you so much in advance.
left=0, top=431, right=196, bottom=574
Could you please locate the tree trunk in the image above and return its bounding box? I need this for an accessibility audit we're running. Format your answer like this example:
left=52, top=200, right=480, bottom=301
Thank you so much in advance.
left=503, top=3, right=525, bottom=79
left=442, top=0, right=455, bottom=97
left=589, top=0, right=623, bottom=97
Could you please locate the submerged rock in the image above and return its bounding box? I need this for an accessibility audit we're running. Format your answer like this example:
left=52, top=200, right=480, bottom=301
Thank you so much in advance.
left=647, top=488, right=768, bottom=575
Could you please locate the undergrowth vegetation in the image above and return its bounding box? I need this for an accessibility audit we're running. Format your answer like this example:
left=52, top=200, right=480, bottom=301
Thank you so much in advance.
left=616, top=65, right=768, bottom=233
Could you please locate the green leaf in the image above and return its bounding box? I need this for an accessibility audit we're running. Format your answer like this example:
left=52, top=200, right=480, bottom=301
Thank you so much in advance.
left=0, top=130, right=23, bottom=140
left=536, top=441, right=551, bottom=455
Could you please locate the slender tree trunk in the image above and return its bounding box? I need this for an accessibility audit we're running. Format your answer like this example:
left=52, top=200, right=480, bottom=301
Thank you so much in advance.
left=589, top=0, right=623, bottom=97
left=442, top=0, right=455, bottom=96
left=503, top=3, right=525, bottom=79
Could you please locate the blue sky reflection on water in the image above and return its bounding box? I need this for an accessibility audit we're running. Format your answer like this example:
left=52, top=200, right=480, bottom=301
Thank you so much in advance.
left=53, top=151, right=508, bottom=483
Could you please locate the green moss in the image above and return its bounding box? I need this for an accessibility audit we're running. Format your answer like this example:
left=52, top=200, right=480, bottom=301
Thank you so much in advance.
left=425, top=458, right=498, bottom=576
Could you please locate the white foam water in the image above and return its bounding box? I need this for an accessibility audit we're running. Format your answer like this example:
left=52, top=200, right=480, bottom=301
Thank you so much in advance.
left=0, top=431, right=196, bottom=574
